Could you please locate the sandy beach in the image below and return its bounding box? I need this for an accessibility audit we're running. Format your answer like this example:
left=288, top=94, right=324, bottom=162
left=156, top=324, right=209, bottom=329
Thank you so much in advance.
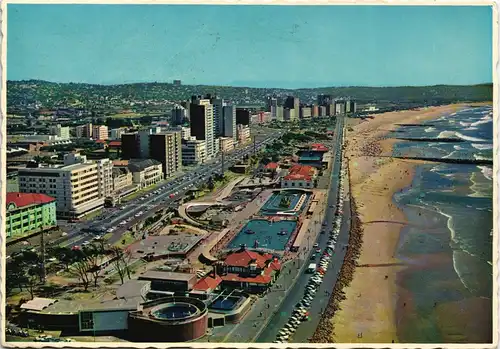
left=329, top=103, right=484, bottom=343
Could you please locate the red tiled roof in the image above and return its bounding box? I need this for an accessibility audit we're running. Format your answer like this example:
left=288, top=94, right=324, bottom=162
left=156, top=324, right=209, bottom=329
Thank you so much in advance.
left=224, top=250, right=274, bottom=268
left=113, top=160, right=129, bottom=166
left=265, top=162, right=279, bottom=170
left=108, top=141, right=121, bottom=147
left=311, top=143, right=328, bottom=151
left=193, top=274, right=222, bottom=291
left=283, top=164, right=316, bottom=181
left=6, top=192, right=55, bottom=209
left=221, top=273, right=273, bottom=284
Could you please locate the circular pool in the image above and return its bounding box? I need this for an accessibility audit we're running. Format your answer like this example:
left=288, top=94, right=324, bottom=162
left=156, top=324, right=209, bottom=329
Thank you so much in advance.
left=151, top=302, right=200, bottom=321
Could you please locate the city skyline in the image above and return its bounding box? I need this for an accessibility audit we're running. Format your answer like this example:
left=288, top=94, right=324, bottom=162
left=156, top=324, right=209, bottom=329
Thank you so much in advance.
left=8, top=4, right=493, bottom=89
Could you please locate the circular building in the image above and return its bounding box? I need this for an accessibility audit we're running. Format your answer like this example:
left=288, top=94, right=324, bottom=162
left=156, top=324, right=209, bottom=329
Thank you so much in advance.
left=128, top=297, right=208, bottom=342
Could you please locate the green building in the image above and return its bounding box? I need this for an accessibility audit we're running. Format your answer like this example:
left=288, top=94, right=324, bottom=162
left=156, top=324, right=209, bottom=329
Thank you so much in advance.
left=6, top=192, right=57, bottom=238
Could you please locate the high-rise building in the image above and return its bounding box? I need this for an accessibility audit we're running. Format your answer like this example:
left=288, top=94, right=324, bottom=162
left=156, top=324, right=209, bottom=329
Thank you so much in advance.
left=317, top=94, right=332, bottom=106
left=284, top=96, right=300, bottom=112
left=189, top=97, right=215, bottom=159
left=121, top=133, right=141, bottom=159
left=149, top=131, right=182, bottom=177
left=110, top=128, right=127, bottom=140
left=171, top=105, right=187, bottom=125
left=92, top=125, right=109, bottom=140
left=237, top=124, right=251, bottom=144
left=276, top=106, right=284, bottom=121
left=182, top=139, right=206, bottom=166
left=173, top=80, right=182, bottom=86
left=335, top=101, right=346, bottom=115
left=222, top=105, right=237, bottom=141
left=312, top=105, right=319, bottom=117
left=49, top=124, right=70, bottom=140
left=210, top=96, right=224, bottom=136
left=267, top=97, right=278, bottom=120
left=95, top=158, right=113, bottom=198
left=327, top=103, right=336, bottom=116
left=319, top=106, right=327, bottom=117
left=18, top=160, right=104, bottom=218
left=300, top=106, right=312, bottom=119
left=76, top=123, right=93, bottom=138
left=236, top=108, right=251, bottom=126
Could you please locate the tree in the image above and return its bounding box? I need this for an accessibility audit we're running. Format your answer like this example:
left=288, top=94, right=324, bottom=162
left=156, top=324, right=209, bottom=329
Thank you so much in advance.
left=110, top=247, right=133, bottom=284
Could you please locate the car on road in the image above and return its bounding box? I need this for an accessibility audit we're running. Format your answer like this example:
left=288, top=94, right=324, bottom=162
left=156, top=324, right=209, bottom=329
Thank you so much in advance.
left=315, top=247, right=321, bottom=253
left=313, top=243, right=319, bottom=248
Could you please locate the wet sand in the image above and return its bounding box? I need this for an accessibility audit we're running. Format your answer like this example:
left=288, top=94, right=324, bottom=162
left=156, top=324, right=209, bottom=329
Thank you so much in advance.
left=329, top=104, right=482, bottom=343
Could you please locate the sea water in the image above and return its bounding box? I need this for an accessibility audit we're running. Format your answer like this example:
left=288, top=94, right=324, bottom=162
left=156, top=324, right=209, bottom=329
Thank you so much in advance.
left=392, top=105, right=493, bottom=343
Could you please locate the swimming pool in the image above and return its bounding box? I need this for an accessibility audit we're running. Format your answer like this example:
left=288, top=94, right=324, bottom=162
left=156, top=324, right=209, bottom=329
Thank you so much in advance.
left=260, top=191, right=309, bottom=216
left=227, top=219, right=297, bottom=251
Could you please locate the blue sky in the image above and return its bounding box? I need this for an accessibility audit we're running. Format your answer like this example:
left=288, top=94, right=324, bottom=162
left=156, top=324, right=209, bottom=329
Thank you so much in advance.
left=7, top=5, right=493, bottom=88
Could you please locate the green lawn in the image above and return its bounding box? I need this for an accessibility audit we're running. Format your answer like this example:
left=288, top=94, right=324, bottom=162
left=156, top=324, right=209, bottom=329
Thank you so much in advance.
left=113, top=232, right=136, bottom=249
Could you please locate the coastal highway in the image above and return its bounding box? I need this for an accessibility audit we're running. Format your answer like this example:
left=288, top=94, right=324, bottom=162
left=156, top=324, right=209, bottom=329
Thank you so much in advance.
left=256, top=116, right=347, bottom=343
left=55, top=130, right=284, bottom=248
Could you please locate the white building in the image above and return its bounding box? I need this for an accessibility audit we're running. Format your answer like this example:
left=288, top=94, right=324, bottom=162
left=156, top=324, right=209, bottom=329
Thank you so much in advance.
left=96, top=158, right=113, bottom=198
left=181, top=139, right=206, bottom=166
left=127, top=159, right=164, bottom=189
left=190, top=98, right=215, bottom=159
left=49, top=124, right=70, bottom=140
left=18, top=161, right=104, bottom=218
left=110, top=128, right=127, bottom=140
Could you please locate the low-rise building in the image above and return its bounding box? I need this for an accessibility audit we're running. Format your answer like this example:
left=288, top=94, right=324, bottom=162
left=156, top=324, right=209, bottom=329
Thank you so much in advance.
left=181, top=138, right=206, bottom=165
left=281, top=164, right=318, bottom=189
left=218, top=248, right=281, bottom=293
left=6, top=193, right=57, bottom=238
left=112, top=167, right=133, bottom=193
left=236, top=124, right=250, bottom=144
left=127, top=159, right=163, bottom=189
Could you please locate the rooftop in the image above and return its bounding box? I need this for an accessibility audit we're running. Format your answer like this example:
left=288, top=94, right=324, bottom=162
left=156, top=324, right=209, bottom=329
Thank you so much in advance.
left=192, top=274, right=222, bottom=292
left=128, top=159, right=162, bottom=172
left=138, top=271, right=197, bottom=282
left=6, top=192, right=55, bottom=209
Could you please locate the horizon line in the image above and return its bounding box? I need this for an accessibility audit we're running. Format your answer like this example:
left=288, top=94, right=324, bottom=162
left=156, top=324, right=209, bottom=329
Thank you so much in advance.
left=7, top=78, right=493, bottom=90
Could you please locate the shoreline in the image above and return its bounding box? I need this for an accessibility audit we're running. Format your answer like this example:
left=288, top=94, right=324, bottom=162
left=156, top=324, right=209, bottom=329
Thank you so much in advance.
left=327, top=103, right=481, bottom=343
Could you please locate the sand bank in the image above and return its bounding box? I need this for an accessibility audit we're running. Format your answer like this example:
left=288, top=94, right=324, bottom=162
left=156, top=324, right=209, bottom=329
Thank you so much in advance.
left=329, top=103, right=476, bottom=343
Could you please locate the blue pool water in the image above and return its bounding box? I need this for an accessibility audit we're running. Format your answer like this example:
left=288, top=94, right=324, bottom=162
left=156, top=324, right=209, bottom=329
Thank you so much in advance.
left=260, top=191, right=309, bottom=216
left=227, top=219, right=297, bottom=251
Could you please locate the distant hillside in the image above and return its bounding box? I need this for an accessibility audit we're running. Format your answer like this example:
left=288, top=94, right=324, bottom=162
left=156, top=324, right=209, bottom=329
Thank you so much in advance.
left=7, top=79, right=493, bottom=112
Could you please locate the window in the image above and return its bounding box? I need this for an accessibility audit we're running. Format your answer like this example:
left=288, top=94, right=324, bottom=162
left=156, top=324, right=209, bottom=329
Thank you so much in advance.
left=80, top=312, right=94, bottom=330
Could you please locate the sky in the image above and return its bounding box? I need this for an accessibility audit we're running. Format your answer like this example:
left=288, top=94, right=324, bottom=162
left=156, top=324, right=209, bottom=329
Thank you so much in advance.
left=7, top=4, right=493, bottom=89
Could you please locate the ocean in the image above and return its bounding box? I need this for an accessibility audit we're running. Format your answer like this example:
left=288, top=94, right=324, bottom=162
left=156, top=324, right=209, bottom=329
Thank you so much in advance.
left=391, top=105, right=493, bottom=343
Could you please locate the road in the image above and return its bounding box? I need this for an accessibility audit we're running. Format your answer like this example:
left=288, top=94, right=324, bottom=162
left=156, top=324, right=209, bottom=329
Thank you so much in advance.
left=52, top=129, right=284, bottom=249
left=255, top=116, right=347, bottom=343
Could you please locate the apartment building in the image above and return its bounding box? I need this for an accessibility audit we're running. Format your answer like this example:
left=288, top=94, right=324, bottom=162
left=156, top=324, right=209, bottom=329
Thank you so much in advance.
left=49, top=124, right=70, bottom=140
left=18, top=162, right=104, bottom=219
left=6, top=193, right=57, bottom=238
left=236, top=108, right=250, bottom=126
left=92, top=125, right=109, bottom=140
left=211, top=96, right=224, bottom=136
left=75, top=123, right=93, bottom=138
left=149, top=131, right=182, bottom=178
left=189, top=97, right=215, bottom=159
left=237, top=124, right=251, bottom=144
left=127, top=159, right=164, bottom=188
left=96, top=158, right=113, bottom=198
left=219, top=137, right=235, bottom=153
left=300, top=106, right=312, bottom=119
left=110, top=128, right=127, bottom=140
left=181, top=139, right=206, bottom=166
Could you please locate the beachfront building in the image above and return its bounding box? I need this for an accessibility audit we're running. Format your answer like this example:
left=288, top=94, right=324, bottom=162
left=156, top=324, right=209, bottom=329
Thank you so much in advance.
left=217, top=248, right=281, bottom=293
left=6, top=193, right=57, bottom=238
left=281, top=164, right=318, bottom=189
